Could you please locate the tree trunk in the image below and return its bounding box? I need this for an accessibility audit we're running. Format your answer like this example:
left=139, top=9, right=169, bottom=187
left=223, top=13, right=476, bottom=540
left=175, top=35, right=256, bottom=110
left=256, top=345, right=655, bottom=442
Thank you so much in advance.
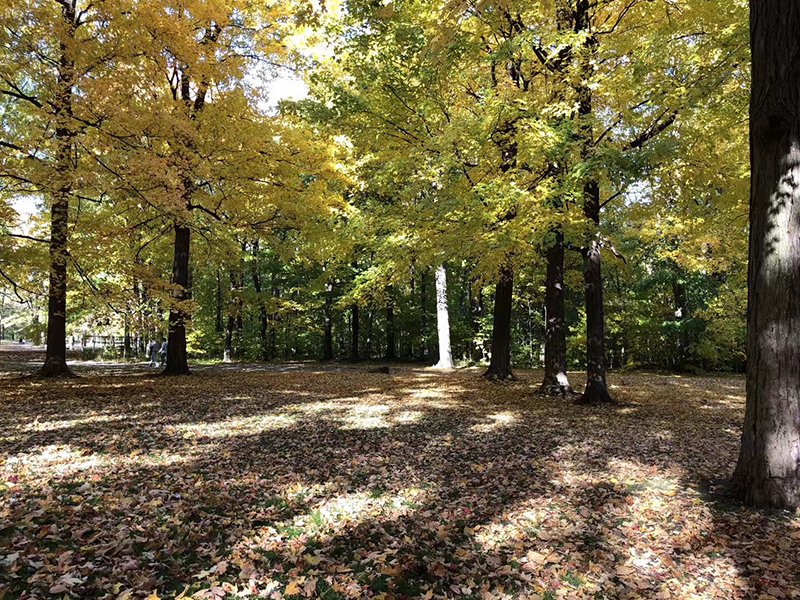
left=576, top=182, right=613, bottom=405
left=351, top=304, right=360, bottom=360
left=731, top=0, right=800, bottom=509
left=250, top=242, right=269, bottom=361
left=216, top=271, right=224, bottom=333
left=323, top=282, right=333, bottom=360
left=366, top=309, right=374, bottom=358
left=38, top=3, right=77, bottom=378
left=484, top=265, right=514, bottom=380
left=420, top=268, right=429, bottom=359
left=672, top=279, right=690, bottom=371
left=164, top=224, right=191, bottom=375
left=539, top=232, right=573, bottom=396
left=433, top=264, right=453, bottom=369
left=386, top=285, right=395, bottom=361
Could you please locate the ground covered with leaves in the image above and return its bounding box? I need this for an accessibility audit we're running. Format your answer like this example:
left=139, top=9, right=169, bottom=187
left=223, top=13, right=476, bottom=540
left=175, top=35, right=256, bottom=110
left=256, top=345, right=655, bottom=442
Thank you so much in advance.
left=1, top=352, right=798, bottom=599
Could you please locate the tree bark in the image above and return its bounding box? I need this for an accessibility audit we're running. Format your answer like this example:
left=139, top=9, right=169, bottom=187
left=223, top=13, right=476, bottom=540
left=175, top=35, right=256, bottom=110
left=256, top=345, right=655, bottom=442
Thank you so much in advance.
left=38, top=2, right=77, bottom=378
left=164, top=224, right=191, bottom=375
left=576, top=183, right=613, bottom=404
left=385, top=285, right=395, bottom=361
left=672, top=279, right=690, bottom=371
left=731, top=0, right=800, bottom=509
left=484, top=265, right=514, bottom=380
left=433, top=264, right=453, bottom=369
left=323, top=281, right=333, bottom=360
left=351, top=304, right=360, bottom=360
left=538, top=232, right=573, bottom=396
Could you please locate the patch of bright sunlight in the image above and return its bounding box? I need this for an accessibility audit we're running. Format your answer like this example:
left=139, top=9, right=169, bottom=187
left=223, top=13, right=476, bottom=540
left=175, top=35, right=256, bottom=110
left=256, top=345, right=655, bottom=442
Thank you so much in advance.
left=6, top=443, right=210, bottom=482
left=21, top=413, right=131, bottom=433
left=172, top=414, right=296, bottom=438
left=471, top=411, right=519, bottom=433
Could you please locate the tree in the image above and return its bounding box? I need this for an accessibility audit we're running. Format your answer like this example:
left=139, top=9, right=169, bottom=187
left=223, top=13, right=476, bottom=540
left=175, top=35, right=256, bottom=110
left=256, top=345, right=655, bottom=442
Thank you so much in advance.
left=731, top=0, right=800, bottom=509
left=432, top=264, right=453, bottom=369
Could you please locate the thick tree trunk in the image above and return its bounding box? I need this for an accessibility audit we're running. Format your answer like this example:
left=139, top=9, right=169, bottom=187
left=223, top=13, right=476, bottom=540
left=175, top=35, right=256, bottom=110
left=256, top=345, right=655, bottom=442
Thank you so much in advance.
left=164, top=224, right=191, bottom=375
left=731, top=0, right=800, bottom=509
left=386, top=285, right=395, bottom=361
left=38, top=4, right=77, bottom=378
left=433, top=264, right=453, bottom=369
left=351, top=304, right=360, bottom=360
left=539, top=233, right=573, bottom=396
left=576, top=180, right=614, bottom=404
left=323, top=282, right=333, bottom=360
left=484, top=265, right=514, bottom=380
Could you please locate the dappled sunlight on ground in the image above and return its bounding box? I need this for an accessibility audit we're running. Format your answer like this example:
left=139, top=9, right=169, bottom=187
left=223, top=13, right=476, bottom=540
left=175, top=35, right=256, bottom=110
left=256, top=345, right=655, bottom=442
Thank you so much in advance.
left=1, top=357, right=797, bottom=599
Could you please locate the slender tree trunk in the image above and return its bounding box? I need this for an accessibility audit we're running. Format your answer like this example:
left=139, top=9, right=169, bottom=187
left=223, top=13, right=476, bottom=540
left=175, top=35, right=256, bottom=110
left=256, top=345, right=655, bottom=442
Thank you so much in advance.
left=672, top=279, right=690, bottom=371
left=386, top=285, right=395, bottom=361
left=216, top=271, right=224, bottom=333
left=38, top=4, right=77, bottom=378
left=484, top=265, right=514, bottom=380
left=123, top=317, right=132, bottom=359
left=351, top=304, right=360, bottom=360
left=433, top=264, right=453, bottom=369
left=732, top=0, right=800, bottom=509
left=250, top=242, right=270, bottom=361
left=164, top=224, right=191, bottom=375
left=323, top=282, right=333, bottom=360
left=366, top=309, right=374, bottom=358
left=420, top=268, right=429, bottom=359
left=539, top=232, right=573, bottom=396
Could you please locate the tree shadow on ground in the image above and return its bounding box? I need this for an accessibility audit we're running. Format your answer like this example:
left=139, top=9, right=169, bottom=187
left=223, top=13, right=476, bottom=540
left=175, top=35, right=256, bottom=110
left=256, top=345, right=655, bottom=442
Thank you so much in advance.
left=1, top=360, right=797, bottom=599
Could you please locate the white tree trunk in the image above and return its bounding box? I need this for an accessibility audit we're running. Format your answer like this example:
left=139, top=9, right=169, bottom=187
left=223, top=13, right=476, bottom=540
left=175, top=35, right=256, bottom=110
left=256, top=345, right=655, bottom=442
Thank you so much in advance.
left=433, top=264, right=453, bottom=369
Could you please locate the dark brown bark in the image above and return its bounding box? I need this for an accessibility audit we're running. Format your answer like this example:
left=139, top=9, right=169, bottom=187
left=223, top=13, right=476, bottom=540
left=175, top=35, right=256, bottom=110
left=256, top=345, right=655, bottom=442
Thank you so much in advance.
left=576, top=182, right=613, bottom=405
left=484, top=265, right=514, bottom=380
left=250, top=245, right=269, bottom=361
left=538, top=232, right=573, bottom=396
left=164, top=224, right=191, bottom=375
left=386, top=285, right=395, bottom=361
left=38, top=2, right=77, bottom=378
left=672, top=279, right=690, bottom=371
left=323, top=282, right=333, bottom=361
left=351, top=304, right=360, bottom=360
left=731, top=0, right=800, bottom=509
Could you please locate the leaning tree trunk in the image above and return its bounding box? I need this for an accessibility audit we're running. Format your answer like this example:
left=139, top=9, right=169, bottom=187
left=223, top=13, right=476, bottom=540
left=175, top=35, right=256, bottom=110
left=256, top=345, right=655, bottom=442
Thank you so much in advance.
left=433, top=264, right=453, bottom=369
left=164, top=224, right=191, bottom=375
left=731, top=0, right=800, bottom=510
left=38, top=4, right=77, bottom=378
left=386, top=285, right=396, bottom=361
left=576, top=181, right=614, bottom=405
left=484, top=265, right=514, bottom=380
left=539, top=232, right=573, bottom=396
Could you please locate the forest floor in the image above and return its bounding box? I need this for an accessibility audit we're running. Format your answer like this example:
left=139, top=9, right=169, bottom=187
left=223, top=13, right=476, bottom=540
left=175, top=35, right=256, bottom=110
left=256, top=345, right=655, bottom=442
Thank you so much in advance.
left=1, top=346, right=798, bottom=600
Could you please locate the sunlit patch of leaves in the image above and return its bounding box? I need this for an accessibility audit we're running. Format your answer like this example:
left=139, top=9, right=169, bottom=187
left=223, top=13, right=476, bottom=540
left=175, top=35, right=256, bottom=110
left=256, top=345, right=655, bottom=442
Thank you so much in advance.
left=0, top=360, right=797, bottom=599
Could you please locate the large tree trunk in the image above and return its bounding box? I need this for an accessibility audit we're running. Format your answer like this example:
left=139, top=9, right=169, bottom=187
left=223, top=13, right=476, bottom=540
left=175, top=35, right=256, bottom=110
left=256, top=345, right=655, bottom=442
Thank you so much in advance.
left=539, top=232, right=573, bottom=396
left=731, top=0, right=800, bottom=510
left=484, top=265, right=514, bottom=380
left=576, top=181, right=613, bottom=404
left=38, top=3, right=77, bottom=378
left=385, top=285, right=395, bottom=361
left=164, top=224, right=191, bottom=375
left=433, top=264, right=453, bottom=369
